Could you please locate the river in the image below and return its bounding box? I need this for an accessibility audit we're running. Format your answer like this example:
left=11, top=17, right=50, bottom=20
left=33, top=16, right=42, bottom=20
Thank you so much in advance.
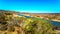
left=18, top=14, right=60, bottom=27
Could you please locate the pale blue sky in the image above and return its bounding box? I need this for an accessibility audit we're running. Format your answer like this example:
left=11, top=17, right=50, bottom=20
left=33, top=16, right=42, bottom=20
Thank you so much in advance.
left=0, top=0, right=60, bottom=13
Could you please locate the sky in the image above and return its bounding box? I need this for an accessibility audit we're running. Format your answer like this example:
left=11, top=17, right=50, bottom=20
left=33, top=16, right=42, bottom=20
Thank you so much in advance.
left=0, top=0, right=60, bottom=13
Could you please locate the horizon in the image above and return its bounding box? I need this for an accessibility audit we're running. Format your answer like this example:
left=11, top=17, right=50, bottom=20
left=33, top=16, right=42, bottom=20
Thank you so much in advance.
left=0, top=0, right=60, bottom=13
left=0, top=9, right=60, bottom=14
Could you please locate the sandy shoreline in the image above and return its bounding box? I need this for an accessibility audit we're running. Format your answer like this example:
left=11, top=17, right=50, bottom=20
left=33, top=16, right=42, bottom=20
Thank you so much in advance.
left=52, top=19, right=60, bottom=22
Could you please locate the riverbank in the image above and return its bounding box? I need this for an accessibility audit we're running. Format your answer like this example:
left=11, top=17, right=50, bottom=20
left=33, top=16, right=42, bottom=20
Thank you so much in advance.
left=52, top=19, right=60, bottom=22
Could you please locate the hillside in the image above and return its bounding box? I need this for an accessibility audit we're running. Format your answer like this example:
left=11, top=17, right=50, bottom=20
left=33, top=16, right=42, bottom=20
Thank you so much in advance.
left=0, top=10, right=56, bottom=34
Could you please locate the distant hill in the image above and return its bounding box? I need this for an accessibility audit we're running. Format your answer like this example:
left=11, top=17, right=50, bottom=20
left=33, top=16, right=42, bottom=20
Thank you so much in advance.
left=0, top=10, right=20, bottom=14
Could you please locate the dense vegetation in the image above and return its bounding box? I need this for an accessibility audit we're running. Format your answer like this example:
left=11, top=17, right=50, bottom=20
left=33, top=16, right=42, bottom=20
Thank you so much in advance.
left=0, top=11, right=55, bottom=34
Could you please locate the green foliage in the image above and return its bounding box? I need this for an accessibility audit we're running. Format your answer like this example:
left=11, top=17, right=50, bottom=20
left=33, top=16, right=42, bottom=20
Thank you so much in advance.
left=22, top=18, right=53, bottom=34
left=0, top=12, right=54, bottom=34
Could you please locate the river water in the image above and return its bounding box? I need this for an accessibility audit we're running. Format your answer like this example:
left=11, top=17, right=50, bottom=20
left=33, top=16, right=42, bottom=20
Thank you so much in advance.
left=51, top=21, right=60, bottom=27
left=18, top=14, right=60, bottom=27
